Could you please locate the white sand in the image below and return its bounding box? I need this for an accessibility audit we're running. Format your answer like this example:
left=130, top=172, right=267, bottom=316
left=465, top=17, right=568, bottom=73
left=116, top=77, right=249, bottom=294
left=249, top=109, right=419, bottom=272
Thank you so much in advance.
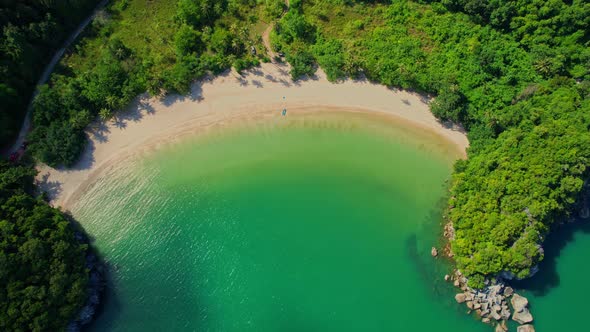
left=36, top=62, right=469, bottom=210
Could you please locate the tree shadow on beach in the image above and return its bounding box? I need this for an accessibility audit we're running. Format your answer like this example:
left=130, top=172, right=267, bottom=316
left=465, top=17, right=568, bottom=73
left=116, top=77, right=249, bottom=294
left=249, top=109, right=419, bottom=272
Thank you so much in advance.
left=36, top=172, right=62, bottom=198
left=70, top=137, right=97, bottom=171
left=89, top=122, right=110, bottom=143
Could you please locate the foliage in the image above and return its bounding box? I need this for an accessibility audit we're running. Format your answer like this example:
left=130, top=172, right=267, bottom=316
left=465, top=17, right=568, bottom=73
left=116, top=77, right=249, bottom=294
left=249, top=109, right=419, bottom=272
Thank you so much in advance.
left=0, top=0, right=99, bottom=147
left=272, top=0, right=590, bottom=286
left=0, top=161, right=89, bottom=331
left=28, top=0, right=266, bottom=167
left=15, top=0, right=590, bottom=289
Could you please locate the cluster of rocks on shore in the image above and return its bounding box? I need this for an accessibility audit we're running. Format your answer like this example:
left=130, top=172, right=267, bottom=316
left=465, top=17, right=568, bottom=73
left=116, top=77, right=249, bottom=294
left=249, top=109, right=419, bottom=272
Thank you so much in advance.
left=448, top=270, right=535, bottom=332
left=66, top=233, right=106, bottom=332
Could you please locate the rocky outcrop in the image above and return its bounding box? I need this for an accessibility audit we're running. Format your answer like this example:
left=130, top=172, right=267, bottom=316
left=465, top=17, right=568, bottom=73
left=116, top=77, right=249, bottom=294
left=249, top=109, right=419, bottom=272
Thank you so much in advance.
left=451, top=271, right=513, bottom=326
left=66, top=232, right=106, bottom=332
left=517, top=324, right=536, bottom=332
left=455, top=293, right=467, bottom=303
left=495, top=321, right=508, bottom=332
left=511, top=293, right=534, bottom=324
left=450, top=270, right=538, bottom=331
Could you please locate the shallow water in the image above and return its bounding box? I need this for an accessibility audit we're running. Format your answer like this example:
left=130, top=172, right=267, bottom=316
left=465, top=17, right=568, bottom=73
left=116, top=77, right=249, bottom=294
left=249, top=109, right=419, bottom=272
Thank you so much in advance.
left=74, top=111, right=490, bottom=331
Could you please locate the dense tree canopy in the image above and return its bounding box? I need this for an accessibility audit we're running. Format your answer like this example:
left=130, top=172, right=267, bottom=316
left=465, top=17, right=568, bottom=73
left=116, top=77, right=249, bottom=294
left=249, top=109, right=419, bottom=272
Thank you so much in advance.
left=28, top=0, right=265, bottom=167
left=270, top=0, right=590, bottom=286
left=0, top=0, right=99, bottom=148
left=15, top=0, right=590, bottom=290
left=0, top=161, right=89, bottom=331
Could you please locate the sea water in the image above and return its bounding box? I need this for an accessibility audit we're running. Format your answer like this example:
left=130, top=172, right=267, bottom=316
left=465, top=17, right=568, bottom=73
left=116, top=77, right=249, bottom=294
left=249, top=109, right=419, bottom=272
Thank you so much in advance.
left=74, top=111, right=491, bottom=331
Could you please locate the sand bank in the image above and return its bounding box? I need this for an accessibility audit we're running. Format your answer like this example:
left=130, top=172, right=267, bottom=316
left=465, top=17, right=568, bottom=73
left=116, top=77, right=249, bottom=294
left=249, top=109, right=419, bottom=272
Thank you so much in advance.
left=36, top=62, right=469, bottom=210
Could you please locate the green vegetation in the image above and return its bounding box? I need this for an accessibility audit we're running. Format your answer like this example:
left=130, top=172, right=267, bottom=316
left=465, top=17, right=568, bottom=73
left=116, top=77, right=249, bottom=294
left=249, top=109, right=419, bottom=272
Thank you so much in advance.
left=270, top=0, right=589, bottom=286
left=28, top=0, right=276, bottom=167
left=0, top=161, right=89, bottom=331
left=18, top=0, right=590, bottom=289
left=0, top=0, right=99, bottom=148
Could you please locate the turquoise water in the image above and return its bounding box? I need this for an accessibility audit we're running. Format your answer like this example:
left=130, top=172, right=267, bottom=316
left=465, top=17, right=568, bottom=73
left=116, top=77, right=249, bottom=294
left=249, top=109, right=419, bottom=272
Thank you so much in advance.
left=74, top=111, right=490, bottom=331
left=514, top=220, right=590, bottom=330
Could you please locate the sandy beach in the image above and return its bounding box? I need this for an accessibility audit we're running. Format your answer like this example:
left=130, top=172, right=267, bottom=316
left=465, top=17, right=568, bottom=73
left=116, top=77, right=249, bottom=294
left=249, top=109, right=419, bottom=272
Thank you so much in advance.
left=36, top=62, right=469, bottom=210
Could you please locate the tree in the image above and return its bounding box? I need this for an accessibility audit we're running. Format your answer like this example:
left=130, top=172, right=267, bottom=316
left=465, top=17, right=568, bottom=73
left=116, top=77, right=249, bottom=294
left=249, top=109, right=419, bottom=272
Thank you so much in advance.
left=174, top=24, right=204, bottom=56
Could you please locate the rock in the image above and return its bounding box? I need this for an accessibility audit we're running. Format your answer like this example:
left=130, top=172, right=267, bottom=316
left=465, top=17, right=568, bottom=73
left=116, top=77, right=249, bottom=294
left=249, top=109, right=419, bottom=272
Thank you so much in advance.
left=445, top=274, right=450, bottom=281
left=511, top=294, right=529, bottom=312
left=431, top=247, right=438, bottom=257
left=491, top=310, right=502, bottom=321
left=454, top=279, right=460, bottom=287
left=495, top=324, right=505, bottom=332
left=473, top=302, right=482, bottom=310
left=482, top=317, right=491, bottom=324
left=455, top=293, right=467, bottom=303
left=481, top=302, right=489, bottom=311
left=517, top=325, right=536, bottom=332
left=466, top=301, right=474, bottom=310
left=504, top=286, right=514, bottom=297
left=501, top=308, right=511, bottom=320
left=499, top=321, right=508, bottom=331
left=513, top=308, right=533, bottom=324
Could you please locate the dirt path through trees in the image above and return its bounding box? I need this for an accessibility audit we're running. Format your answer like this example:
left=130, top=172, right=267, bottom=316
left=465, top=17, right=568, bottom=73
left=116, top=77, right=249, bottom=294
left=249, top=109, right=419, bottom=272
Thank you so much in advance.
left=4, top=0, right=109, bottom=157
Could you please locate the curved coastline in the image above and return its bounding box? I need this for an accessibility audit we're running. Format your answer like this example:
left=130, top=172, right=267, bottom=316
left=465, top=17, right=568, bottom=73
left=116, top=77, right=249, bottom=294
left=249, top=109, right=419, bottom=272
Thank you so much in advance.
left=36, top=62, right=469, bottom=210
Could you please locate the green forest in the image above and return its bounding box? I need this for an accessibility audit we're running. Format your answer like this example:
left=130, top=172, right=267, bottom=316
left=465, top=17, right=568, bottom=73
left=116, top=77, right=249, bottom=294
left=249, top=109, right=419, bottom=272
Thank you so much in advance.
left=0, top=0, right=99, bottom=148
left=0, top=161, right=89, bottom=331
left=272, top=0, right=590, bottom=286
left=1, top=1, right=589, bottom=329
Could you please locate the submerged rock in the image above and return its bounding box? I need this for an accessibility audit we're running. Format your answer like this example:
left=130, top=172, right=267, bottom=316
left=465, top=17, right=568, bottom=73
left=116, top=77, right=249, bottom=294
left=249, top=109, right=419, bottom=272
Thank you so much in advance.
left=431, top=247, right=438, bottom=257
left=517, top=324, right=536, bottom=332
left=455, top=293, right=467, bottom=303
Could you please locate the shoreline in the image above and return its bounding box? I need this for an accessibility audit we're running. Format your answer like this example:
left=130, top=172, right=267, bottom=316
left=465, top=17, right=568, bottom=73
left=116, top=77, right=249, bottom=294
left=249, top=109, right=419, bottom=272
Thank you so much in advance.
left=36, top=62, right=469, bottom=210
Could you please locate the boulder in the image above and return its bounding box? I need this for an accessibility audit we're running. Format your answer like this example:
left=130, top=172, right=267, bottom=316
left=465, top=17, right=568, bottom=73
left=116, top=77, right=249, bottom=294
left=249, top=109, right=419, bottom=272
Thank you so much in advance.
left=481, top=302, right=489, bottom=311
left=454, top=279, right=460, bottom=287
left=482, top=317, right=491, bottom=324
left=513, top=308, right=533, bottom=324
left=511, top=294, right=529, bottom=312
left=455, top=293, right=467, bottom=303
left=431, top=247, right=438, bottom=257
left=501, top=308, right=511, bottom=320
left=466, top=301, right=474, bottom=310
left=495, top=324, right=506, bottom=332
left=473, top=302, right=482, bottom=310
left=517, top=325, right=536, bottom=332
left=445, top=274, right=450, bottom=281
left=504, top=287, right=514, bottom=297
left=491, top=310, right=502, bottom=321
